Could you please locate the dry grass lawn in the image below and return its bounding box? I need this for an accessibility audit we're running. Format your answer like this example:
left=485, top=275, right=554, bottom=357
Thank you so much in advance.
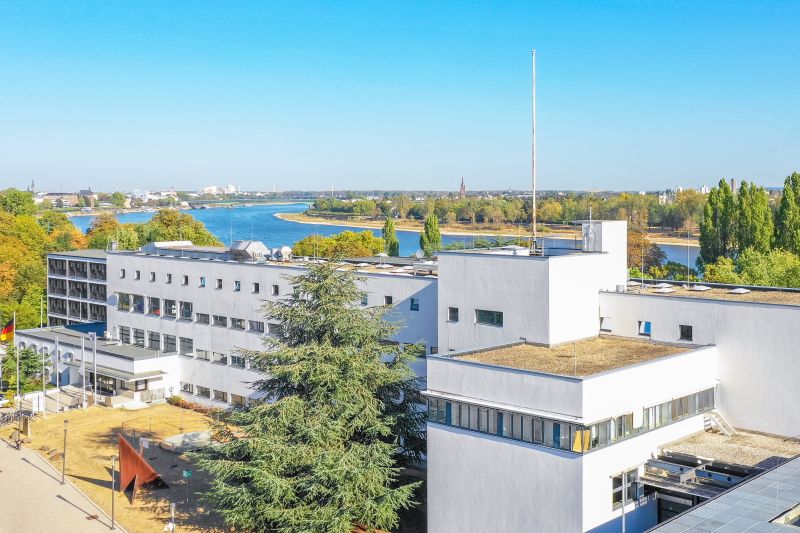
left=8, top=403, right=226, bottom=533
left=458, top=336, right=687, bottom=376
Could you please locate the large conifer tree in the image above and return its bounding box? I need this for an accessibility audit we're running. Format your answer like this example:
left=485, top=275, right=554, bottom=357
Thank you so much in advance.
left=195, top=263, right=423, bottom=533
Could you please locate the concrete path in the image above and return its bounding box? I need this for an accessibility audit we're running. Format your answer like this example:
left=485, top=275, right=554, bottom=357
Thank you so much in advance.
left=0, top=439, right=120, bottom=532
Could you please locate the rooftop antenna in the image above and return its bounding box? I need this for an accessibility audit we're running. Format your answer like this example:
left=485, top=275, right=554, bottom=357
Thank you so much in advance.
left=530, top=49, right=538, bottom=254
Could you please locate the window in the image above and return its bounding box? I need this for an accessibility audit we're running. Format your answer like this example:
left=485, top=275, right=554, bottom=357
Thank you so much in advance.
left=166, top=273, right=172, bottom=284
left=231, top=318, right=245, bottom=330
left=600, top=317, right=612, bottom=333
left=196, top=313, right=210, bottom=325
left=179, top=301, right=193, bottom=320
left=135, top=380, right=147, bottom=392
left=361, top=294, right=368, bottom=306
left=213, top=390, right=228, bottom=403
left=230, top=354, right=246, bottom=368
left=133, top=329, right=145, bottom=347
left=638, top=321, right=651, bottom=337
left=163, top=334, right=177, bottom=353
left=272, top=284, right=279, bottom=296
left=199, top=276, right=206, bottom=288
left=476, top=309, right=503, bottom=327
left=410, top=298, right=420, bottom=312
left=267, top=322, right=282, bottom=335
left=196, top=386, right=210, bottom=399
left=679, top=324, right=693, bottom=341
left=384, top=295, right=393, bottom=305
left=448, top=307, right=459, bottom=322
left=213, top=352, right=228, bottom=365
left=612, top=469, right=640, bottom=509
left=117, top=293, right=130, bottom=311
left=216, top=278, right=223, bottom=289
left=164, top=299, right=176, bottom=318
left=148, top=331, right=161, bottom=350
left=119, top=326, right=131, bottom=344
left=119, top=268, right=126, bottom=279
left=134, top=270, right=141, bottom=280
left=179, top=337, right=193, bottom=355
left=234, top=280, right=241, bottom=292
left=182, top=275, right=189, bottom=286
left=180, top=382, right=193, bottom=394
left=213, top=315, right=228, bottom=327
left=249, top=320, right=265, bottom=333
left=149, top=271, right=156, bottom=282
left=132, top=294, right=145, bottom=313
left=253, top=282, right=260, bottom=294
left=196, top=349, right=210, bottom=361
left=148, top=297, right=161, bottom=315
left=231, top=394, right=245, bottom=407
left=430, top=346, right=438, bottom=355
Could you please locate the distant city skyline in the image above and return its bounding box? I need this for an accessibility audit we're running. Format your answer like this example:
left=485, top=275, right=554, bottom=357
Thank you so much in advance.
left=1, top=1, right=798, bottom=192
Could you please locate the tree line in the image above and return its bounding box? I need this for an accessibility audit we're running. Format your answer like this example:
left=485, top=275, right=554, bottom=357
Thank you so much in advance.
left=699, top=173, right=800, bottom=286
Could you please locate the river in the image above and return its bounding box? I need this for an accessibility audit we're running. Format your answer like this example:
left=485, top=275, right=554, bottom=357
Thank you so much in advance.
left=69, top=203, right=699, bottom=265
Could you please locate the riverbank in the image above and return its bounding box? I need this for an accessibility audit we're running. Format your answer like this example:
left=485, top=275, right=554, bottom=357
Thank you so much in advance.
left=63, top=201, right=310, bottom=218
left=275, top=211, right=700, bottom=246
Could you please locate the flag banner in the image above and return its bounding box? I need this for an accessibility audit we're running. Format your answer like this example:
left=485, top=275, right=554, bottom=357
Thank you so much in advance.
left=0, top=320, right=13, bottom=342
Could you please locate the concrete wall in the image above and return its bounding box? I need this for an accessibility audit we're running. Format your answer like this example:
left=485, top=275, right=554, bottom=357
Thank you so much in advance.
left=581, top=346, right=718, bottom=423
left=437, top=252, right=551, bottom=351
left=600, top=291, right=800, bottom=437
left=427, top=355, right=583, bottom=419
left=427, top=424, right=583, bottom=533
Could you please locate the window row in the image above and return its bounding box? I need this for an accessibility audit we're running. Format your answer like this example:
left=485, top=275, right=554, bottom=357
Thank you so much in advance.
left=48, top=259, right=107, bottom=281
left=600, top=317, right=695, bottom=342
left=446, top=307, right=503, bottom=327
left=119, top=269, right=279, bottom=294
left=179, top=383, right=248, bottom=406
left=428, top=387, right=716, bottom=454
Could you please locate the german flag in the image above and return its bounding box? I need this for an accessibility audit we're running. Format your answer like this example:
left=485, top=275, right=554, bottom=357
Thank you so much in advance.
left=0, top=319, right=13, bottom=342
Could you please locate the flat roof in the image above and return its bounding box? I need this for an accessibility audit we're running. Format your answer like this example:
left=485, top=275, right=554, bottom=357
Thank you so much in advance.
left=649, top=454, right=800, bottom=532
left=49, top=249, right=107, bottom=260
left=16, top=327, right=165, bottom=362
left=661, top=429, right=800, bottom=468
left=628, top=283, right=800, bottom=306
left=453, top=335, right=690, bottom=377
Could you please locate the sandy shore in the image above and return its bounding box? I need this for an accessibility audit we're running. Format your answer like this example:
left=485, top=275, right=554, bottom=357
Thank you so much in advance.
left=274, top=212, right=700, bottom=246
left=274, top=212, right=573, bottom=239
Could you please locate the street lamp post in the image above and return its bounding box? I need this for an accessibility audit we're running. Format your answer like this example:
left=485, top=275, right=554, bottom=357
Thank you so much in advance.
left=111, top=455, right=118, bottom=530
left=61, top=419, right=68, bottom=484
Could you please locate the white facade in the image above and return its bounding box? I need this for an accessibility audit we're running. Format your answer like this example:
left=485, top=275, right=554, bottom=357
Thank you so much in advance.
left=103, top=248, right=437, bottom=406
left=437, top=221, right=627, bottom=351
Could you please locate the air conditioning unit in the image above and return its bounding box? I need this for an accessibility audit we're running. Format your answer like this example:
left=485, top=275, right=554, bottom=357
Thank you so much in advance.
left=616, top=284, right=627, bottom=293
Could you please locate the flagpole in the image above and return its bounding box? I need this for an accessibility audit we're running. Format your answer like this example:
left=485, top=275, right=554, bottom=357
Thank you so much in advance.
left=55, top=335, right=60, bottom=414
left=42, top=346, right=46, bottom=419
left=14, top=312, right=21, bottom=448
left=92, top=332, right=97, bottom=406
left=81, top=336, right=86, bottom=411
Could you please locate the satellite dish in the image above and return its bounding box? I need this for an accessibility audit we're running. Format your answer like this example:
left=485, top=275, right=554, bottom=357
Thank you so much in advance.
left=415, top=249, right=424, bottom=259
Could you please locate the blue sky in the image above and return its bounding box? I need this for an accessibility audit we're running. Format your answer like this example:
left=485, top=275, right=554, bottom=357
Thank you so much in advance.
left=1, top=1, right=798, bottom=192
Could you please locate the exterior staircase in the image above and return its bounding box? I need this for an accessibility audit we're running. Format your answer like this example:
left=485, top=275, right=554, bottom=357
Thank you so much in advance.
left=705, top=411, right=737, bottom=436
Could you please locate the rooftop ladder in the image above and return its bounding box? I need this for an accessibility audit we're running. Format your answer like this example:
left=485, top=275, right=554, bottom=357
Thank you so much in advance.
left=705, top=411, right=737, bottom=437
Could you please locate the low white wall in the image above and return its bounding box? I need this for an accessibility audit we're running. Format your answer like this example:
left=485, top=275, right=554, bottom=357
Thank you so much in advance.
left=427, top=356, right=583, bottom=418
left=428, top=423, right=583, bottom=533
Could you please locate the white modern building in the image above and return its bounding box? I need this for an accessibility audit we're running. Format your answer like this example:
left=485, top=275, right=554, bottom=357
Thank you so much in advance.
left=425, top=220, right=800, bottom=532
left=17, top=219, right=800, bottom=532
left=20, top=240, right=437, bottom=409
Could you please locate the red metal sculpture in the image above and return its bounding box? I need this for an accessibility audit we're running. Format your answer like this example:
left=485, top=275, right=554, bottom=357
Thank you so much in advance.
left=117, top=434, right=168, bottom=501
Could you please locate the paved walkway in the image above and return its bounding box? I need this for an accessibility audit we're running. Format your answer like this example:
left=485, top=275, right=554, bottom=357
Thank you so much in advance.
left=0, top=439, right=119, bottom=532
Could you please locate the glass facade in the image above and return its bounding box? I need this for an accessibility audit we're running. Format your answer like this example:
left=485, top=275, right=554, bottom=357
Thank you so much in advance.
left=428, top=386, right=716, bottom=455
